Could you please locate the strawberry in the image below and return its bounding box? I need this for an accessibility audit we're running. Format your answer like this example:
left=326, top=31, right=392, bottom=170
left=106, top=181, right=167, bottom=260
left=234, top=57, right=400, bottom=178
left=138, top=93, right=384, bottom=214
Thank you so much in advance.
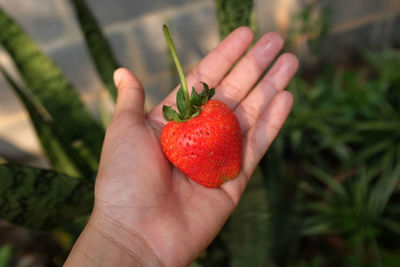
left=160, top=25, right=242, bottom=187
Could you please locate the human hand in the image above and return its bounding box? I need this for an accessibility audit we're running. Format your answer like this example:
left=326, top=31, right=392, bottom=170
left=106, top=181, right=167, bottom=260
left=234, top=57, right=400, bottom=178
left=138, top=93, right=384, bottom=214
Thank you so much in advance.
left=65, top=27, right=298, bottom=266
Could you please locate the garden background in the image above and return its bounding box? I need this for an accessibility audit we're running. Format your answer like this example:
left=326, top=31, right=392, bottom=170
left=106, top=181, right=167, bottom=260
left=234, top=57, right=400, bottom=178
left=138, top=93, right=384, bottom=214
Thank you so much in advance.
left=0, top=0, right=400, bottom=266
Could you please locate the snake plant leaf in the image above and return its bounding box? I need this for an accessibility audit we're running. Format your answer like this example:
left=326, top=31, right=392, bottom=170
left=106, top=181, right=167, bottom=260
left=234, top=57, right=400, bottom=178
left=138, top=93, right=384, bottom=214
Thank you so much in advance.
left=260, top=141, right=301, bottom=266
left=0, top=68, right=88, bottom=177
left=0, top=164, right=94, bottom=230
left=70, top=0, right=120, bottom=101
left=215, top=0, right=256, bottom=39
left=0, top=245, right=12, bottom=267
left=0, top=7, right=104, bottom=174
left=221, top=167, right=272, bottom=267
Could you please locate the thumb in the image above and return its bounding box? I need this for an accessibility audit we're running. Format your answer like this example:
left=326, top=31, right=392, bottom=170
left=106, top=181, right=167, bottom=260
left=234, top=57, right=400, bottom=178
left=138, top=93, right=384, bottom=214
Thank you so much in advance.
left=112, top=68, right=145, bottom=124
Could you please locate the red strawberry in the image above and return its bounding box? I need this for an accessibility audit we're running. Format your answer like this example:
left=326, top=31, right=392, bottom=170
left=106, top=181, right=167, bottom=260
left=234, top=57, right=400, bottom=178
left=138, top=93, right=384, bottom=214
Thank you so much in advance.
left=161, top=98, right=242, bottom=187
left=160, top=25, right=242, bottom=187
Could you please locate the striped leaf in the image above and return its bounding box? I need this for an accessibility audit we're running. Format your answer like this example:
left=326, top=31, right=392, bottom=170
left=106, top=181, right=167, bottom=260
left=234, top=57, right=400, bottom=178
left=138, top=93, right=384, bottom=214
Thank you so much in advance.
left=0, top=245, right=12, bottom=267
left=1, top=68, right=86, bottom=177
left=215, top=0, right=256, bottom=39
left=70, top=0, right=119, bottom=101
left=222, top=167, right=272, bottom=267
left=260, top=141, right=301, bottom=266
left=0, top=7, right=104, bottom=175
left=0, top=164, right=94, bottom=229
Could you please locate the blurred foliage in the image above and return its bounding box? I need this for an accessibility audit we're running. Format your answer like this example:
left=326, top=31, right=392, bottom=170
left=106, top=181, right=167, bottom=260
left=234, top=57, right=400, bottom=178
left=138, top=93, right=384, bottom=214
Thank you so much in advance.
left=260, top=141, right=301, bottom=266
left=0, top=245, right=11, bottom=267
left=0, top=0, right=107, bottom=232
left=287, top=0, right=331, bottom=57
left=0, top=68, right=83, bottom=178
left=0, top=7, right=104, bottom=178
left=221, top=168, right=271, bottom=267
left=0, top=164, right=94, bottom=229
left=193, top=168, right=271, bottom=267
left=214, top=0, right=399, bottom=266
left=70, top=0, right=120, bottom=101
left=0, top=0, right=400, bottom=266
left=281, top=49, right=400, bottom=266
left=215, top=0, right=256, bottom=39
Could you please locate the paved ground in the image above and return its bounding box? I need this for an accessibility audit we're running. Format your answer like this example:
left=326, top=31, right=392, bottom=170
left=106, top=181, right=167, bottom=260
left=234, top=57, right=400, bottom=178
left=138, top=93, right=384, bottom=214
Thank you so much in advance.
left=0, top=0, right=399, bottom=166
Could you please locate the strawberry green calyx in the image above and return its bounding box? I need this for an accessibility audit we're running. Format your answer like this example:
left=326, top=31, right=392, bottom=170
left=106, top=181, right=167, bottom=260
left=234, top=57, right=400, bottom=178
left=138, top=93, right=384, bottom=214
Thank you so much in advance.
left=163, top=82, right=215, bottom=122
left=162, top=25, right=215, bottom=123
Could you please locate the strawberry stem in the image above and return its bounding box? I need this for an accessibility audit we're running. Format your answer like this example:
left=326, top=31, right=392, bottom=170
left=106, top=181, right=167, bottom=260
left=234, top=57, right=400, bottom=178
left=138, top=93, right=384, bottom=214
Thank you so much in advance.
left=163, top=25, right=191, bottom=115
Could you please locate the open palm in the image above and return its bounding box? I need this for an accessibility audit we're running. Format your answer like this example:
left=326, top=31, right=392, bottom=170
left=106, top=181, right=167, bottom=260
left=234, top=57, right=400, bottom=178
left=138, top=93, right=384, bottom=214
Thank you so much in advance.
left=68, top=27, right=298, bottom=266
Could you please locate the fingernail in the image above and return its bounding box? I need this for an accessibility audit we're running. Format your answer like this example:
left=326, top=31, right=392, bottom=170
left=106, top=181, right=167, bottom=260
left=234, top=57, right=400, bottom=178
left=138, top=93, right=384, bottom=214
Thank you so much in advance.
left=114, top=69, right=123, bottom=86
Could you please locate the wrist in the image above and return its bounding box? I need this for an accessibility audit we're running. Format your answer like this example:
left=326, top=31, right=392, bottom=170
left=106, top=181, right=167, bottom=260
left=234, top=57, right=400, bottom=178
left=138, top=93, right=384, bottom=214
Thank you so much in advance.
left=65, top=208, right=164, bottom=266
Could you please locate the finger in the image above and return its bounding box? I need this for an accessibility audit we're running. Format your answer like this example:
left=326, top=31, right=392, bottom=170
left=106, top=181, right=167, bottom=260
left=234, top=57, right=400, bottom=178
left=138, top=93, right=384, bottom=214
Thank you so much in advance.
left=221, top=91, right=293, bottom=203
left=148, top=27, right=254, bottom=129
left=235, top=53, right=299, bottom=133
left=242, top=91, right=293, bottom=177
left=112, top=68, right=145, bottom=125
left=214, top=32, right=284, bottom=109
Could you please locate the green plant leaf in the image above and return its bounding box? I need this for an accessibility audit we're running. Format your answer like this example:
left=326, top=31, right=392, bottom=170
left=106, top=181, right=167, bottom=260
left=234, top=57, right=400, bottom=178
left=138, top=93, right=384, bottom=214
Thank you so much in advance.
left=0, top=245, right=12, bottom=267
left=70, top=0, right=119, bottom=101
left=0, top=7, right=104, bottom=174
left=380, top=218, right=400, bottom=237
left=364, top=48, right=400, bottom=85
left=221, top=167, right=273, bottom=267
left=355, top=121, right=400, bottom=131
left=0, top=164, right=94, bottom=229
left=0, top=68, right=86, bottom=177
left=368, top=161, right=400, bottom=217
left=200, top=82, right=213, bottom=104
left=209, top=88, right=215, bottom=99
left=190, top=87, right=202, bottom=106
left=259, top=141, right=301, bottom=266
left=304, top=163, right=347, bottom=198
left=162, top=105, right=180, bottom=122
left=301, top=215, right=332, bottom=235
left=215, top=0, right=256, bottom=39
left=176, top=86, right=189, bottom=118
